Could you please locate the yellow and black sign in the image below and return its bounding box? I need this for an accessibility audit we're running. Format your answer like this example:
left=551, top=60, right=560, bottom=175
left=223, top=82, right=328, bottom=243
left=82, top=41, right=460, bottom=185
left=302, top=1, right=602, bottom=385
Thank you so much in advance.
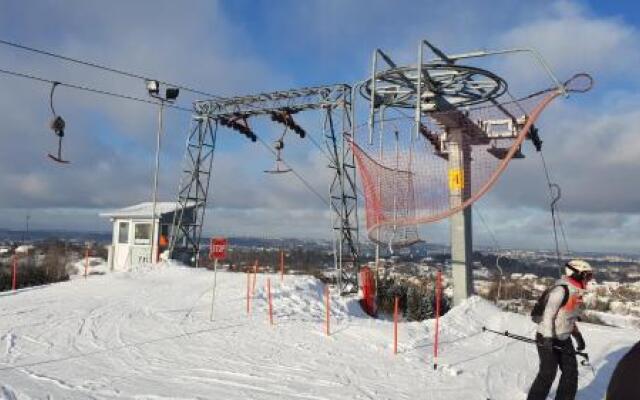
left=449, top=168, right=464, bottom=191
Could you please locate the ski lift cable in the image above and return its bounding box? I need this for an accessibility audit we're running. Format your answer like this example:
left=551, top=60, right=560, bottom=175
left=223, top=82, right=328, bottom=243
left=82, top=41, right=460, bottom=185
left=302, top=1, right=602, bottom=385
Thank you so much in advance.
left=555, top=204, right=570, bottom=254
left=0, top=38, right=226, bottom=101
left=0, top=65, right=330, bottom=208
left=475, top=206, right=501, bottom=252
left=538, top=151, right=568, bottom=272
left=253, top=132, right=329, bottom=207
left=0, top=66, right=193, bottom=112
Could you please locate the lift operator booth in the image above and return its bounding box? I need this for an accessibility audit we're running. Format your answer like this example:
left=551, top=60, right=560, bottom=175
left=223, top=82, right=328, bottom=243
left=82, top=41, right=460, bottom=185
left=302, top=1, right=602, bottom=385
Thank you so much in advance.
left=101, top=202, right=195, bottom=271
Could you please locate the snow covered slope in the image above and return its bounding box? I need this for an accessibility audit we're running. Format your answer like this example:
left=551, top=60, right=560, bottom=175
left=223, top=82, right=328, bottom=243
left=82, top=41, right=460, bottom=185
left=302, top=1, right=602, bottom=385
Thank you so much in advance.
left=0, top=264, right=635, bottom=399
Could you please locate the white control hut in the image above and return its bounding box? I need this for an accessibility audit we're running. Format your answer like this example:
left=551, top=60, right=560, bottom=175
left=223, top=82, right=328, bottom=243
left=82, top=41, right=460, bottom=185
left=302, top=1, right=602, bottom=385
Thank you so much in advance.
left=100, top=202, right=194, bottom=271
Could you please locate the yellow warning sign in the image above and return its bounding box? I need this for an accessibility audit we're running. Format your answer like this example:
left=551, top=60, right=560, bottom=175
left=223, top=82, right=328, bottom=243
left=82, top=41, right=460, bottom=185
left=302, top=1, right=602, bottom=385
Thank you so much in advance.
left=449, top=168, right=464, bottom=191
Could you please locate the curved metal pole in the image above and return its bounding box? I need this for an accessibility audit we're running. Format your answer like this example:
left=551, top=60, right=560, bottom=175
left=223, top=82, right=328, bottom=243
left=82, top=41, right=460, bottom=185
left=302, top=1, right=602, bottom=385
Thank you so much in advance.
left=549, top=183, right=563, bottom=274
left=495, top=253, right=504, bottom=302
left=436, top=47, right=566, bottom=97
left=49, top=81, right=60, bottom=115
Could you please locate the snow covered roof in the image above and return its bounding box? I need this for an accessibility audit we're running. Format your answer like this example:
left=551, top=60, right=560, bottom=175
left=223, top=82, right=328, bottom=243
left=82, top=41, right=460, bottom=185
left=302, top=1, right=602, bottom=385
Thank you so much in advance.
left=99, top=202, right=195, bottom=219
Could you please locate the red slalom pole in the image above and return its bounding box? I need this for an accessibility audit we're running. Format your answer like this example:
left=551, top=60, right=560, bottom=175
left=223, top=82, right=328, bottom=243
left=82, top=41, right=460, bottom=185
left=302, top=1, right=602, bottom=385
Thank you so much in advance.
left=252, top=260, right=258, bottom=296
left=11, top=255, right=17, bottom=291
left=267, top=278, right=274, bottom=326
left=279, top=250, right=284, bottom=282
left=324, top=285, right=330, bottom=336
left=84, top=247, right=89, bottom=279
left=433, top=269, right=442, bottom=370
left=246, top=271, right=251, bottom=315
left=393, top=296, right=399, bottom=355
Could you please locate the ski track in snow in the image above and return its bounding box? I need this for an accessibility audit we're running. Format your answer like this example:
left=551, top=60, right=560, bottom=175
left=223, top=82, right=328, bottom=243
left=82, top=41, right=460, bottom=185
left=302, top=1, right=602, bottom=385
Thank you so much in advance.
left=0, top=265, right=635, bottom=399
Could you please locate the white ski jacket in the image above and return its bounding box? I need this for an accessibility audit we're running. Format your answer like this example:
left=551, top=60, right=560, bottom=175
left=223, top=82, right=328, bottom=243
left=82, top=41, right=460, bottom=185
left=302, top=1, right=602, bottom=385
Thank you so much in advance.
left=537, top=277, right=585, bottom=340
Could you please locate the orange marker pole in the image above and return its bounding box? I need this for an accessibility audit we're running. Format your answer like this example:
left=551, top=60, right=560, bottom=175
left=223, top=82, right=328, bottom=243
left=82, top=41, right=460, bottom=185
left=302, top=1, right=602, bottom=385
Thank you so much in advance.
left=84, top=248, right=89, bottom=279
left=11, top=255, right=17, bottom=291
left=267, top=278, right=274, bottom=326
left=324, top=285, right=330, bottom=336
left=246, top=271, right=251, bottom=315
left=279, top=250, right=284, bottom=282
left=433, top=269, right=442, bottom=370
left=252, top=260, right=258, bottom=295
left=393, top=296, right=399, bottom=355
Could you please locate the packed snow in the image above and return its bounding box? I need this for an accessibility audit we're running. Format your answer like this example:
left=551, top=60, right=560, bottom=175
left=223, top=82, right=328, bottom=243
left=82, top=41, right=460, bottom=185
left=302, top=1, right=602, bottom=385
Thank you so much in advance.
left=0, top=263, right=636, bottom=399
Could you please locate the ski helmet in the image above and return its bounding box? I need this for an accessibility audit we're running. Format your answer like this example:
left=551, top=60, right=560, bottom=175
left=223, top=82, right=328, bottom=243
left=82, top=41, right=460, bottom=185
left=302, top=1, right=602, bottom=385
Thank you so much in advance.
left=565, top=259, right=593, bottom=281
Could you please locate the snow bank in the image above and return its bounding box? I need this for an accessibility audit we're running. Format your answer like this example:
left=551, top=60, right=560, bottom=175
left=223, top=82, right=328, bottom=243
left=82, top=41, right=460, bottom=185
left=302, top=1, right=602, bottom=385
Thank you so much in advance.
left=68, top=256, right=109, bottom=276
left=254, top=276, right=366, bottom=321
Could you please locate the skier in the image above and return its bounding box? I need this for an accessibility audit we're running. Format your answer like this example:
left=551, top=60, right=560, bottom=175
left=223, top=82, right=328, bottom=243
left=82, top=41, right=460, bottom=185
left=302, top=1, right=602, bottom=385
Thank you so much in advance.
left=527, top=259, right=593, bottom=400
left=606, top=340, right=640, bottom=400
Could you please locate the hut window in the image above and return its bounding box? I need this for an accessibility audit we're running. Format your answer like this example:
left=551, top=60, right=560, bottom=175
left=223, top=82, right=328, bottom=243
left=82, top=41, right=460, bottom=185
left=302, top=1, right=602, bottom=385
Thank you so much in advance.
left=134, top=223, right=152, bottom=244
left=118, top=222, right=129, bottom=244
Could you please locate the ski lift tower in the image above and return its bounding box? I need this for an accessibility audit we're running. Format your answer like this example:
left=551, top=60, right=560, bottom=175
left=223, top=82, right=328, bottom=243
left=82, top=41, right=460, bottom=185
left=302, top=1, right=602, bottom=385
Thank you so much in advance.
left=362, top=40, right=564, bottom=305
left=170, top=85, right=360, bottom=294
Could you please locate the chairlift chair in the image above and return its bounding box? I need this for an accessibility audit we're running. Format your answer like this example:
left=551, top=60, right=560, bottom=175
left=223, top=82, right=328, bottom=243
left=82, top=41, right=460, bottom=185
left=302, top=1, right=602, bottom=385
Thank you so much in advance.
left=264, top=139, right=291, bottom=174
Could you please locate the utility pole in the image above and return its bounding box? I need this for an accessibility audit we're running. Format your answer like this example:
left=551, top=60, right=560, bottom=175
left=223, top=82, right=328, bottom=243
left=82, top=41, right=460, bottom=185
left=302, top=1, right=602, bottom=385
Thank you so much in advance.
left=150, top=100, right=164, bottom=263
left=145, top=80, right=179, bottom=264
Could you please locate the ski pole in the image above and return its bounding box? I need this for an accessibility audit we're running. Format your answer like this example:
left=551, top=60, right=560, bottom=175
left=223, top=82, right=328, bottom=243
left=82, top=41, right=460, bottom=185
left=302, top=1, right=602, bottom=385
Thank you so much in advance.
left=482, top=326, right=593, bottom=368
left=482, top=327, right=536, bottom=343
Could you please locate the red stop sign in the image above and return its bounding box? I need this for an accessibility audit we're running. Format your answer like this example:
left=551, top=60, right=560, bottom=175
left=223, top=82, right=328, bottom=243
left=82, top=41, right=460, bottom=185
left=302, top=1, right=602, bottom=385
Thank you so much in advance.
left=210, top=237, right=227, bottom=260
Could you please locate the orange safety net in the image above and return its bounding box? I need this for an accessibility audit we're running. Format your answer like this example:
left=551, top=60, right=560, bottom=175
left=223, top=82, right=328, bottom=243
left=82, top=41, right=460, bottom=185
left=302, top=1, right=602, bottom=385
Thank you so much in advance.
left=353, top=74, right=592, bottom=247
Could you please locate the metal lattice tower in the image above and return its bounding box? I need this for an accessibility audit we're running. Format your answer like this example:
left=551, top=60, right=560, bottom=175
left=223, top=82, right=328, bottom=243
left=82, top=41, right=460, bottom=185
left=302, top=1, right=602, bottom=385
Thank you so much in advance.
left=169, top=116, right=217, bottom=267
left=324, top=96, right=359, bottom=294
left=172, top=85, right=359, bottom=293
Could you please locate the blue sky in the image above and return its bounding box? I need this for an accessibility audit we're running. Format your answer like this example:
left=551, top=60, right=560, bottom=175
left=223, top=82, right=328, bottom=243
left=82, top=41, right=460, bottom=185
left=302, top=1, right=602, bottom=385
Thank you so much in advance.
left=0, top=0, right=639, bottom=253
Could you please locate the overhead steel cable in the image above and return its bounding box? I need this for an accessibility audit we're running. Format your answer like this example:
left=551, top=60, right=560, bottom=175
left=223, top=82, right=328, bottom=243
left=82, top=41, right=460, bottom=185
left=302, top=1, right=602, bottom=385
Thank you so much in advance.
left=0, top=66, right=333, bottom=209
left=475, top=206, right=500, bottom=252
left=0, top=66, right=192, bottom=112
left=539, top=151, right=570, bottom=271
left=0, top=38, right=225, bottom=100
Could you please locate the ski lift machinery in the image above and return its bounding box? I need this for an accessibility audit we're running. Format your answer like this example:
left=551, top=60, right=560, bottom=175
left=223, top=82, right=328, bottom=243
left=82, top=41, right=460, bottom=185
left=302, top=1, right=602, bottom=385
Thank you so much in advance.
left=168, top=39, right=591, bottom=299
left=353, top=39, right=592, bottom=304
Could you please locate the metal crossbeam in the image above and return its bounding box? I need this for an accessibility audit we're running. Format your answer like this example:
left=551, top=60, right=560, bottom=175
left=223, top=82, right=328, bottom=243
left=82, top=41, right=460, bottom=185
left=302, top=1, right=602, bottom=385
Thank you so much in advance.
left=194, top=85, right=350, bottom=118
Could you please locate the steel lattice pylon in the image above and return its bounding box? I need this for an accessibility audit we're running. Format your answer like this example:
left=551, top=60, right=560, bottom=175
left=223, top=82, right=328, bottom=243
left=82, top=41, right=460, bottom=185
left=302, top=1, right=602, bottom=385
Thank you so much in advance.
left=170, top=84, right=359, bottom=293
left=169, top=116, right=217, bottom=267
left=324, top=100, right=359, bottom=294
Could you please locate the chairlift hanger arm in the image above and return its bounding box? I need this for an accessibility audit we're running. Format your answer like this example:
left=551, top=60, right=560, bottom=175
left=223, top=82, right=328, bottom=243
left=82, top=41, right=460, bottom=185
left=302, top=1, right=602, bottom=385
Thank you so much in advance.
left=50, top=81, right=60, bottom=115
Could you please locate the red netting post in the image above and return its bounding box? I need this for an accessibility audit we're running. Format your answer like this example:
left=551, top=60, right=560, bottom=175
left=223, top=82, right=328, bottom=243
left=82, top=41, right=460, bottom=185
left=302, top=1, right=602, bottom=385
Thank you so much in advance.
left=393, top=296, right=399, bottom=355
left=279, top=250, right=284, bottom=282
left=433, top=269, right=442, bottom=370
left=324, top=285, right=330, bottom=336
left=252, top=259, right=258, bottom=296
left=11, top=255, right=17, bottom=291
left=246, top=270, right=251, bottom=315
left=267, top=278, right=274, bottom=326
left=84, top=247, right=89, bottom=279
